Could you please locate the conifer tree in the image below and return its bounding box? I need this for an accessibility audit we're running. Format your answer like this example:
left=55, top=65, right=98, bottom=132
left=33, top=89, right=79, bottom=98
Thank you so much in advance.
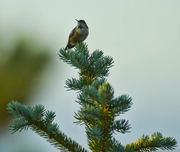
left=8, top=43, right=177, bottom=152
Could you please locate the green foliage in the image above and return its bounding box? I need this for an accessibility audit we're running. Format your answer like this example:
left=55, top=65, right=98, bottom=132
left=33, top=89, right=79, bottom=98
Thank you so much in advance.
left=73, top=81, right=132, bottom=151
left=0, top=38, right=51, bottom=128
left=7, top=101, right=88, bottom=152
left=8, top=42, right=177, bottom=152
left=59, top=43, right=113, bottom=85
left=125, top=132, right=177, bottom=152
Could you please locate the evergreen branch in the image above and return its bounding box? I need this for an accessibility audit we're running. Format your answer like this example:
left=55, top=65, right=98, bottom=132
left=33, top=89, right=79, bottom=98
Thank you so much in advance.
left=81, top=81, right=114, bottom=106
left=76, top=93, right=93, bottom=105
left=81, top=82, right=115, bottom=152
left=83, top=86, right=99, bottom=103
left=125, top=132, right=177, bottom=152
left=9, top=117, right=30, bottom=133
left=86, top=125, right=104, bottom=151
left=73, top=53, right=89, bottom=70
left=7, top=43, right=177, bottom=152
left=59, top=49, right=75, bottom=65
left=60, top=43, right=114, bottom=80
left=98, top=84, right=113, bottom=152
left=74, top=42, right=89, bottom=59
left=109, top=138, right=126, bottom=152
left=112, top=119, right=131, bottom=134
left=75, top=81, right=133, bottom=151
left=74, top=104, right=104, bottom=126
left=86, top=125, right=113, bottom=152
left=110, top=95, right=133, bottom=115
left=91, top=78, right=106, bottom=89
left=59, top=48, right=89, bottom=70
left=98, top=82, right=114, bottom=105
left=8, top=101, right=88, bottom=152
left=45, top=110, right=56, bottom=124
left=89, top=50, right=103, bottom=65
left=66, top=78, right=83, bottom=91
left=92, top=56, right=114, bottom=77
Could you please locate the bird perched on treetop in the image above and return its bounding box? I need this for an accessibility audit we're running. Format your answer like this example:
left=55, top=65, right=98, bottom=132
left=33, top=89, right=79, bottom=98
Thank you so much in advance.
left=65, top=19, right=89, bottom=50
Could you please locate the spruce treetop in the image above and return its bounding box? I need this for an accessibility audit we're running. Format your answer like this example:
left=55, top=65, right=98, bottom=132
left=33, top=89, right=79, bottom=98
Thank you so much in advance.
left=8, top=42, right=177, bottom=152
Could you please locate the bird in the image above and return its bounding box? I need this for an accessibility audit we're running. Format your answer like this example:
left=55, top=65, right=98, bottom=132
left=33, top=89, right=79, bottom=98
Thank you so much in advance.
left=65, top=19, right=89, bottom=50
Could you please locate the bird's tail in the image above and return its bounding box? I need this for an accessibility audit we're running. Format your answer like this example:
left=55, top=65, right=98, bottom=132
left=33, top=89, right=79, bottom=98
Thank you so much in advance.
left=65, top=45, right=68, bottom=50
left=65, top=42, right=74, bottom=50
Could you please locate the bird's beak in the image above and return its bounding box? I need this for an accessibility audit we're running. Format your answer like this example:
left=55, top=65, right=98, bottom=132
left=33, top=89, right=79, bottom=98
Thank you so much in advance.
left=75, top=19, right=79, bottom=22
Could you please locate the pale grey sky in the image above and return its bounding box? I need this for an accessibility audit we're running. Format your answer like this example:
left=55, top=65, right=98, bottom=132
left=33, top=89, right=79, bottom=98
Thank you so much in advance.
left=0, top=0, right=180, bottom=152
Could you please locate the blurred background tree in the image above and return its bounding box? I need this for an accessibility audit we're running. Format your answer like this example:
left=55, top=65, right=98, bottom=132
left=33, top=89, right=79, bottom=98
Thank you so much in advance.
left=0, top=36, right=52, bottom=130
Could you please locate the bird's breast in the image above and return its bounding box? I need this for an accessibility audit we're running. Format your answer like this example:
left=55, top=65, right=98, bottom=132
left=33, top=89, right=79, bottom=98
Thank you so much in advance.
left=77, top=28, right=89, bottom=36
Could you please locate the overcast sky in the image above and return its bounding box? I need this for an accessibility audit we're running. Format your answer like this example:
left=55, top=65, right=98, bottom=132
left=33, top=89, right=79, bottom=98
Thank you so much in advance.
left=0, top=0, right=180, bottom=152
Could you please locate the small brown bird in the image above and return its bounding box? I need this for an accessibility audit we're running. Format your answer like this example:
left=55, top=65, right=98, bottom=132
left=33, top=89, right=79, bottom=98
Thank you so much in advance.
left=65, top=19, right=89, bottom=50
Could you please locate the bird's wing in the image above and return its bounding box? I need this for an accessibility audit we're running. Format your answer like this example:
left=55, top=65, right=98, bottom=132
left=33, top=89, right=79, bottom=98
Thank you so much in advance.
left=69, top=27, right=76, bottom=39
left=65, top=27, right=77, bottom=50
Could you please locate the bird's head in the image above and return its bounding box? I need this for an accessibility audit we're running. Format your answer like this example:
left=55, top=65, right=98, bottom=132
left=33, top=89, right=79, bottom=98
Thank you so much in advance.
left=76, top=19, right=88, bottom=29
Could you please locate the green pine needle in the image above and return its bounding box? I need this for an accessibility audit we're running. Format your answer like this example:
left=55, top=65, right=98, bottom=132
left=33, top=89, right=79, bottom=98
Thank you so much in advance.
left=7, top=43, right=177, bottom=152
left=7, top=101, right=88, bottom=152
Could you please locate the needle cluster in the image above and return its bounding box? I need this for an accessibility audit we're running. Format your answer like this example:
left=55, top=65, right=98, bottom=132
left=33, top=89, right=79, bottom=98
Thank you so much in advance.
left=8, top=43, right=177, bottom=152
